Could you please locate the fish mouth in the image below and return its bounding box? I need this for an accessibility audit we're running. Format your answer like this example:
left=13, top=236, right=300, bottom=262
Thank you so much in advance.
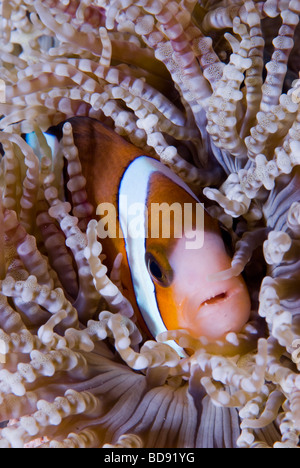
left=181, top=283, right=249, bottom=327
left=179, top=280, right=251, bottom=340
left=200, top=291, right=228, bottom=307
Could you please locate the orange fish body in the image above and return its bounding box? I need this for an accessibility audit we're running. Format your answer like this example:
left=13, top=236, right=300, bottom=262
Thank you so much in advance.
left=47, top=117, right=251, bottom=350
left=62, top=117, right=164, bottom=336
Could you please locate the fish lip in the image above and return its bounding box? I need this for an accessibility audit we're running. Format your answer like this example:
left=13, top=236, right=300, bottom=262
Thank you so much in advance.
left=197, top=286, right=244, bottom=312
left=199, top=290, right=228, bottom=308
left=199, top=290, right=232, bottom=310
left=180, top=286, right=243, bottom=323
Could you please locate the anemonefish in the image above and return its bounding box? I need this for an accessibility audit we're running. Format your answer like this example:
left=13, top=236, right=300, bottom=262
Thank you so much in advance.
left=28, top=117, right=251, bottom=354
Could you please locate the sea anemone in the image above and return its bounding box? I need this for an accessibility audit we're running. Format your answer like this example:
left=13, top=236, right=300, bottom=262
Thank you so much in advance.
left=0, top=0, right=300, bottom=448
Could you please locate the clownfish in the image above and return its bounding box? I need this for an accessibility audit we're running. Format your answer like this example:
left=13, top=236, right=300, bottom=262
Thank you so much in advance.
left=28, top=117, right=251, bottom=354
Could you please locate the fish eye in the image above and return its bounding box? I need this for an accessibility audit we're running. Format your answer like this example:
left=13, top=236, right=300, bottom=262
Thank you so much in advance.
left=145, top=252, right=173, bottom=287
left=149, top=259, right=163, bottom=280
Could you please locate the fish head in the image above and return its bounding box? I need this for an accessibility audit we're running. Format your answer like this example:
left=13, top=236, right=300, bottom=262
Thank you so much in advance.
left=142, top=172, right=251, bottom=343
